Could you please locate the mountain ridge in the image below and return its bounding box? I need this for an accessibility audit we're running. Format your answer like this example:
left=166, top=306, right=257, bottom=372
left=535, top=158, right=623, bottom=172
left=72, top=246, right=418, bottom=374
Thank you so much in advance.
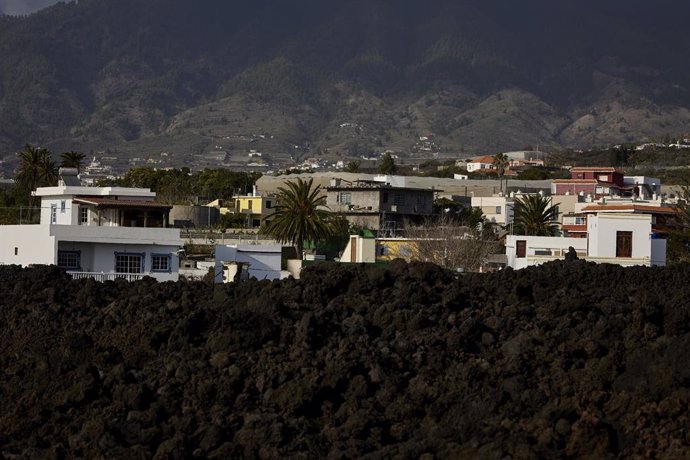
left=1, top=0, right=689, bottom=170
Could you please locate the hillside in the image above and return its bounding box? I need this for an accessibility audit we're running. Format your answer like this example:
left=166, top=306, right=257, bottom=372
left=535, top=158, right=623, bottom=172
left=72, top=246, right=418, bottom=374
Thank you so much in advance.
left=1, top=0, right=690, bottom=172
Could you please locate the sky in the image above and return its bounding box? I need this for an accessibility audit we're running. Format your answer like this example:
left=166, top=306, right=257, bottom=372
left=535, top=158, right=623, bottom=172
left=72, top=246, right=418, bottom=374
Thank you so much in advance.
left=0, top=0, right=62, bottom=15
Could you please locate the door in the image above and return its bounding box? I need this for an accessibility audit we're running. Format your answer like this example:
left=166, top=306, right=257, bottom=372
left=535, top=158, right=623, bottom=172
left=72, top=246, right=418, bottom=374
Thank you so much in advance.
left=516, top=240, right=526, bottom=258
left=616, top=231, right=632, bottom=257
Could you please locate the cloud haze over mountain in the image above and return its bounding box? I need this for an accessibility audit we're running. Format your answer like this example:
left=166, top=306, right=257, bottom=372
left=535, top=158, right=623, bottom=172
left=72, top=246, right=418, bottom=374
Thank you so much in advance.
left=0, top=0, right=61, bottom=15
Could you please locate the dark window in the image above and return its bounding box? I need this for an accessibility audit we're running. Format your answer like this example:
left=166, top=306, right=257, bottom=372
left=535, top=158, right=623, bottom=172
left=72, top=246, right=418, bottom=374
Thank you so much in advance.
left=115, top=253, right=143, bottom=273
left=616, top=231, right=633, bottom=258
left=393, top=194, right=406, bottom=206
left=266, top=200, right=272, bottom=209
left=57, top=251, right=81, bottom=270
left=151, top=254, right=171, bottom=272
left=382, top=192, right=388, bottom=204
left=516, top=240, right=527, bottom=258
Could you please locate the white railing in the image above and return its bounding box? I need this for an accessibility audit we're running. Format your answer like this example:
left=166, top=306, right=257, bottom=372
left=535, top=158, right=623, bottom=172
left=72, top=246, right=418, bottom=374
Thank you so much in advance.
left=68, top=271, right=146, bottom=282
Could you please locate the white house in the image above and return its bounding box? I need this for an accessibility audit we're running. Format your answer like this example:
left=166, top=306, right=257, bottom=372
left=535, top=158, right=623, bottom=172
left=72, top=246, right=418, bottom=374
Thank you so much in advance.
left=506, top=213, right=666, bottom=269
left=466, top=155, right=496, bottom=173
left=213, top=243, right=289, bottom=283
left=0, top=171, right=182, bottom=281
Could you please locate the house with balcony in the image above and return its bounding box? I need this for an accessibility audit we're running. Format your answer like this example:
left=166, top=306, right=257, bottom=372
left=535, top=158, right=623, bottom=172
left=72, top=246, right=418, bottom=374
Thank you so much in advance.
left=0, top=170, right=182, bottom=281
left=561, top=201, right=676, bottom=238
left=231, top=186, right=276, bottom=228
left=326, top=176, right=436, bottom=234
left=552, top=167, right=630, bottom=198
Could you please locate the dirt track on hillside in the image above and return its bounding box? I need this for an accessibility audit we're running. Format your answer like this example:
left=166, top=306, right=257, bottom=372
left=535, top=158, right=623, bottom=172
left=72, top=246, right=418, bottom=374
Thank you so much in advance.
left=1, top=261, right=690, bottom=458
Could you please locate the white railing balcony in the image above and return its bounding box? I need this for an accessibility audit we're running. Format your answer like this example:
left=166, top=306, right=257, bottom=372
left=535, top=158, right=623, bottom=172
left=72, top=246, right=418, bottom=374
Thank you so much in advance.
left=68, top=271, right=146, bottom=282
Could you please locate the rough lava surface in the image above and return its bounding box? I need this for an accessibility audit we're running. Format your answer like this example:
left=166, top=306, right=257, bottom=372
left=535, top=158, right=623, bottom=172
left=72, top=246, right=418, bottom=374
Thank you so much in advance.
left=2, top=261, right=690, bottom=458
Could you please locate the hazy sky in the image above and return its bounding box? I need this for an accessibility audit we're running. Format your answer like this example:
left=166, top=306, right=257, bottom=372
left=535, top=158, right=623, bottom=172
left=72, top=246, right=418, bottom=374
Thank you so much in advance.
left=0, top=0, right=63, bottom=15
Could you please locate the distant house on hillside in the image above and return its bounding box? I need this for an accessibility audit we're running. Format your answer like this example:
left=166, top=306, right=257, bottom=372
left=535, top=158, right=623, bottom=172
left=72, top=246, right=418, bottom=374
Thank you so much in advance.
left=466, top=156, right=497, bottom=173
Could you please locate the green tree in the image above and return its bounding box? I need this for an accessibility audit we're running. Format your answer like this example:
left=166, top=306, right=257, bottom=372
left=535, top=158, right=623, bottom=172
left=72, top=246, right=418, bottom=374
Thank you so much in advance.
left=16, top=144, right=57, bottom=193
left=378, top=152, right=397, bottom=175
left=259, top=178, right=334, bottom=256
left=15, top=144, right=57, bottom=222
left=345, top=160, right=361, bottom=173
left=512, top=193, right=560, bottom=236
left=493, top=152, right=509, bottom=192
left=59, top=151, right=86, bottom=172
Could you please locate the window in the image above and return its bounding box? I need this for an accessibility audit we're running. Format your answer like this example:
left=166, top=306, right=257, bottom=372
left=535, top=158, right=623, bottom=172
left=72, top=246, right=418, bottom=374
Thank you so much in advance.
left=393, top=194, right=406, bottom=206
left=50, top=205, right=57, bottom=224
left=115, top=253, right=143, bottom=273
left=382, top=192, right=389, bottom=204
left=151, top=254, right=171, bottom=272
left=416, top=194, right=425, bottom=205
left=598, top=175, right=609, bottom=182
left=616, top=231, right=633, bottom=258
left=340, top=192, right=352, bottom=204
left=247, top=200, right=253, bottom=210
left=266, top=200, right=272, bottom=209
left=516, top=240, right=526, bottom=258
left=60, top=200, right=66, bottom=213
left=80, top=207, right=88, bottom=224
left=14, top=247, right=18, bottom=255
left=495, top=206, right=502, bottom=215
left=57, top=251, right=80, bottom=270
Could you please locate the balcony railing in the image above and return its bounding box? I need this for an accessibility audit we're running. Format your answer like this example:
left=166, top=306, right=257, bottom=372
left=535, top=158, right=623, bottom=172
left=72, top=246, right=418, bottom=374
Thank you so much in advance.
left=68, top=271, right=146, bottom=282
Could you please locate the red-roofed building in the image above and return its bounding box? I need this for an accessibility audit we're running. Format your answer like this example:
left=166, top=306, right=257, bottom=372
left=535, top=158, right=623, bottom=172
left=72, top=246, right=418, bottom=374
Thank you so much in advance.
left=552, top=167, right=629, bottom=198
left=466, top=155, right=498, bottom=173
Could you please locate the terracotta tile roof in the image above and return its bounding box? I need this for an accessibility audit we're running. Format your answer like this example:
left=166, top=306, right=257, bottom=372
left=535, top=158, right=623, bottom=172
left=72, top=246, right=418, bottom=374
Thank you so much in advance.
left=470, top=155, right=497, bottom=164
left=74, top=196, right=172, bottom=209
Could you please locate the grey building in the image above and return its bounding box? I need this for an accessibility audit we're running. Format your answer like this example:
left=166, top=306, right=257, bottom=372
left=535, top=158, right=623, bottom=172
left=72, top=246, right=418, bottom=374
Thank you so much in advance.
left=326, top=178, right=437, bottom=234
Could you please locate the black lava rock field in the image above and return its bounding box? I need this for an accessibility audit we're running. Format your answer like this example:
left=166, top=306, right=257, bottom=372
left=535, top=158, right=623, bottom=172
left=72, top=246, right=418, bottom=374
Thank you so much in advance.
left=2, top=261, right=690, bottom=458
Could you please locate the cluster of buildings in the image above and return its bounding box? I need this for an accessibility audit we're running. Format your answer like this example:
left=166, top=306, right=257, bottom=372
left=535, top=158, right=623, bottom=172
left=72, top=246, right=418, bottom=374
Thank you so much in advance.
left=0, top=162, right=681, bottom=282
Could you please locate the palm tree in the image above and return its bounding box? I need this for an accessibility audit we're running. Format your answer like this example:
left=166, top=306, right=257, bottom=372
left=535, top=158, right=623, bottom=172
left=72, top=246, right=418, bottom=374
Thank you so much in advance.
left=260, top=178, right=334, bottom=257
left=493, top=153, right=509, bottom=192
left=60, top=151, right=86, bottom=172
left=15, top=144, right=57, bottom=221
left=16, top=144, right=57, bottom=193
left=512, top=193, right=560, bottom=236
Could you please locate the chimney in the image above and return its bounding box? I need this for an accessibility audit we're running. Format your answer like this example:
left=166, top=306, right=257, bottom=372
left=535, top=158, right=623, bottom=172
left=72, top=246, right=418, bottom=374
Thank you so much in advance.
left=252, top=185, right=258, bottom=197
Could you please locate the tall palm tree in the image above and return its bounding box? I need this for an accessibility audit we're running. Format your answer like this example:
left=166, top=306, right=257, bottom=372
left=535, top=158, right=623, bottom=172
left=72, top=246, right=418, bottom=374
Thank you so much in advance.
left=16, top=144, right=57, bottom=193
left=512, top=193, right=560, bottom=236
left=260, top=178, right=334, bottom=257
left=60, top=151, right=86, bottom=172
left=493, top=153, right=509, bottom=192
left=15, top=144, right=57, bottom=221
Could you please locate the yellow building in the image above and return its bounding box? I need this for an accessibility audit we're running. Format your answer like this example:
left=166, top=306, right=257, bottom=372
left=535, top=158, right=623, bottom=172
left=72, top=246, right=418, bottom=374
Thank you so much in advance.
left=232, top=194, right=275, bottom=228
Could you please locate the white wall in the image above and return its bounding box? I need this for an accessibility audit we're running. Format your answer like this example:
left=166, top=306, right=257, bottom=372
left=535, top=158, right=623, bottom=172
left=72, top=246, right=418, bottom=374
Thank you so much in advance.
left=214, top=244, right=283, bottom=281
left=506, top=235, right=586, bottom=269
left=340, top=236, right=376, bottom=263
left=587, top=214, right=652, bottom=259
left=0, top=225, right=56, bottom=266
